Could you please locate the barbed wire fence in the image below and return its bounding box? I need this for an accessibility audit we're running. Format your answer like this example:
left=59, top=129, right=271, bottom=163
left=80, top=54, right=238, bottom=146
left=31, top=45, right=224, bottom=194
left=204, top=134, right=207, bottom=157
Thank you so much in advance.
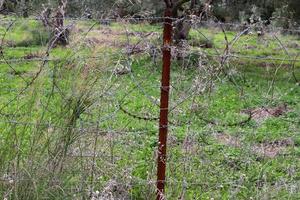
left=0, top=12, right=299, bottom=200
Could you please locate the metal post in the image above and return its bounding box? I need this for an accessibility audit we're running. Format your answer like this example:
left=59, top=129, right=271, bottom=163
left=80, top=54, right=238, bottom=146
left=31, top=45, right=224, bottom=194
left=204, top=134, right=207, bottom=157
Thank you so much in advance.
left=156, top=7, right=172, bottom=200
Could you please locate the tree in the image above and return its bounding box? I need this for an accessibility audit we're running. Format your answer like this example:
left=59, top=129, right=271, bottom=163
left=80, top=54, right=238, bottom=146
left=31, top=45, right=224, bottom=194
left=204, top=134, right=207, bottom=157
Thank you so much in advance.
left=0, top=0, right=4, bottom=11
left=160, top=0, right=213, bottom=56
left=288, top=0, right=300, bottom=23
left=41, top=0, right=69, bottom=46
left=1, top=0, right=299, bottom=26
left=0, top=0, right=18, bottom=14
left=22, top=0, right=30, bottom=17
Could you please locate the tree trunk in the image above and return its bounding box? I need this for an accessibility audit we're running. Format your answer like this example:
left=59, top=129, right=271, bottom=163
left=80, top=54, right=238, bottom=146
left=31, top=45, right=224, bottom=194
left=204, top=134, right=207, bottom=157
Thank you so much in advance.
left=53, top=0, right=68, bottom=46
left=41, top=5, right=52, bottom=27
left=173, top=18, right=191, bottom=59
left=55, top=0, right=69, bottom=46
left=172, top=0, right=192, bottom=59
left=174, top=18, right=191, bottom=44
left=41, top=0, right=69, bottom=46
left=0, top=0, right=4, bottom=11
left=173, top=0, right=212, bottom=45
left=22, top=0, right=29, bottom=18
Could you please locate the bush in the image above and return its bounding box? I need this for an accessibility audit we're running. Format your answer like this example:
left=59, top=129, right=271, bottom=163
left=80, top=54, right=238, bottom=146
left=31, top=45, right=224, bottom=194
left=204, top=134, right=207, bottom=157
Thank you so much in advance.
left=270, top=5, right=295, bottom=30
left=189, top=37, right=214, bottom=48
left=4, top=21, right=51, bottom=47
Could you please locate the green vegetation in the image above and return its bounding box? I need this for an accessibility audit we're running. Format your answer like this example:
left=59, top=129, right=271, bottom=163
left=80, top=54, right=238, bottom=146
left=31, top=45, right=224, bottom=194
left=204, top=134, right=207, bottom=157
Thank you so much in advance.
left=0, top=16, right=299, bottom=200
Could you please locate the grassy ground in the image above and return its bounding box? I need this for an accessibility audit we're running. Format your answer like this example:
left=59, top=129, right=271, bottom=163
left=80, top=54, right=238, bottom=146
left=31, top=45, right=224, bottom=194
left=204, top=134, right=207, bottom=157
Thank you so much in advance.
left=0, top=16, right=300, bottom=199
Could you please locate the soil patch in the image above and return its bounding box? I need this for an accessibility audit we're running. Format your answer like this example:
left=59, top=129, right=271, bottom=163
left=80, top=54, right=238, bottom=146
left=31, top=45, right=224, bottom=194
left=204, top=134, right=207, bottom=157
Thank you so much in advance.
left=23, top=52, right=43, bottom=59
left=215, top=133, right=294, bottom=158
left=242, top=104, right=288, bottom=123
left=252, top=138, right=294, bottom=158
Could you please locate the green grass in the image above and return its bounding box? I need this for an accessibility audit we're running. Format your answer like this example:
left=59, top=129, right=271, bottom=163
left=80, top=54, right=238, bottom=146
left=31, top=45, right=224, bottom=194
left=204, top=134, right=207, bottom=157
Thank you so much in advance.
left=0, top=16, right=299, bottom=199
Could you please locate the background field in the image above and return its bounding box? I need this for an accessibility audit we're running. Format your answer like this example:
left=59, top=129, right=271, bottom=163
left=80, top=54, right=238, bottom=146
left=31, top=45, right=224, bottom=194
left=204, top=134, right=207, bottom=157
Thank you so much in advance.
left=0, top=16, right=300, bottom=199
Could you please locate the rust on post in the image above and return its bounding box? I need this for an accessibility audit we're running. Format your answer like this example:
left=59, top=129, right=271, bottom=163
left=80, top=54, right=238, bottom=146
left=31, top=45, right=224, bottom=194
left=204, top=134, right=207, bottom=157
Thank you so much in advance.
left=156, top=7, right=173, bottom=200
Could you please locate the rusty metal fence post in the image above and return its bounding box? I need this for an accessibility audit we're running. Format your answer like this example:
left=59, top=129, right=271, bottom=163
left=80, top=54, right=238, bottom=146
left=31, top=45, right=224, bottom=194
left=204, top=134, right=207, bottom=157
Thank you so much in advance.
left=156, top=5, right=173, bottom=200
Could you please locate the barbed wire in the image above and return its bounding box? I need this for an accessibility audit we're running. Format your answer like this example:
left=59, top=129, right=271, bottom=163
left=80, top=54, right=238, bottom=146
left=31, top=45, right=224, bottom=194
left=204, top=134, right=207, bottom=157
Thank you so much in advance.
left=0, top=15, right=299, bottom=33
left=0, top=13, right=299, bottom=199
left=1, top=52, right=299, bottom=64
